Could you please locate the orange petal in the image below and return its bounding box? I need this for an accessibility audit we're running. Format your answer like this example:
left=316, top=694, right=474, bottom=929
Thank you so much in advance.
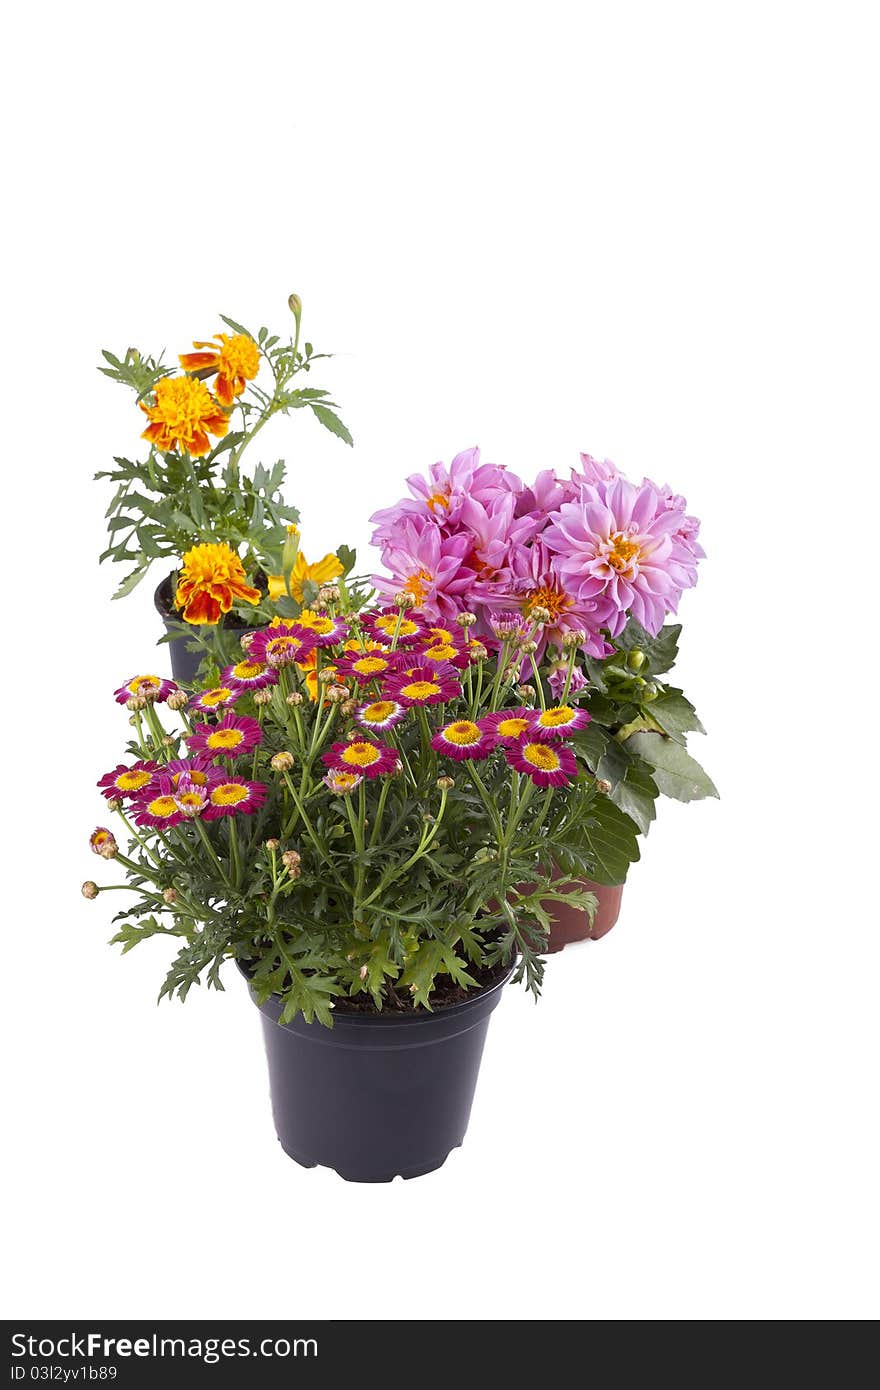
left=181, top=592, right=220, bottom=624
left=267, top=573, right=286, bottom=601
left=214, top=372, right=236, bottom=406
left=229, top=580, right=262, bottom=605
left=179, top=351, right=219, bottom=372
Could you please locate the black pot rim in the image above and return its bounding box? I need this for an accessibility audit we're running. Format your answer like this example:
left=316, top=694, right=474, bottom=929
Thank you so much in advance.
left=237, top=957, right=514, bottom=1031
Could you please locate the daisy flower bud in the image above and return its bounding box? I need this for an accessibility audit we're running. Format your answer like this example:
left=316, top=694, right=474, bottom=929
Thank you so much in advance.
left=253, top=688, right=273, bottom=707
left=81, top=881, right=99, bottom=900
left=281, top=849, right=302, bottom=878
left=326, top=684, right=350, bottom=703
left=126, top=695, right=148, bottom=712
left=318, top=584, right=341, bottom=605
left=468, top=641, right=489, bottom=662
left=519, top=639, right=538, bottom=655
left=286, top=691, right=304, bottom=707
left=162, top=734, right=175, bottom=747
left=240, top=631, right=255, bottom=652
left=265, top=838, right=281, bottom=851
left=456, top=612, right=477, bottom=628
left=167, top=689, right=189, bottom=711
left=394, top=591, right=414, bottom=610
left=90, top=827, right=118, bottom=859
left=436, top=775, right=455, bottom=790
left=359, top=964, right=368, bottom=981
left=596, top=778, right=612, bottom=794
left=516, top=684, right=536, bottom=703
left=561, top=629, right=586, bottom=651
left=270, top=751, right=294, bottom=772
left=529, top=606, right=551, bottom=625
left=163, top=887, right=178, bottom=904
left=340, top=699, right=357, bottom=717
left=106, top=797, right=121, bottom=813
left=318, top=668, right=336, bottom=685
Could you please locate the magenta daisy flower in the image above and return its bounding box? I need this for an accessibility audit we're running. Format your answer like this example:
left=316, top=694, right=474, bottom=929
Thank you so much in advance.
left=354, top=699, right=408, bottom=732
left=419, top=637, right=471, bottom=670
left=202, top=778, right=268, bottom=820
left=361, top=608, right=427, bottom=648
left=132, top=778, right=184, bottom=828
left=321, top=739, right=400, bottom=779
left=420, top=624, right=458, bottom=646
left=385, top=663, right=462, bottom=707
left=190, top=685, right=240, bottom=713
left=221, top=658, right=278, bottom=691
left=431, top=719, right=495, bottom=762
left=334, top=649, right=398, bottom=685
left=294, top=610, right=350, bottom=647
left=97, top=760, right=158, bottom=800
left=479, top=708, right=534, bottom=744
left=114, top=674, right=177, bottom=705
left=505, top=738, right=578, bottom=788
left=172, top=772, right=211, bottom=819
left=157, top=756, right=221, bottom=793
left=248, top=623, right=318, bottom=669
left=529, top=704, right=591, bottom=740
left=188, top=713, right=263, bottom=759
left=323, top=769, right=364, bottom=795
left=89, top=827, right=117, bottom=856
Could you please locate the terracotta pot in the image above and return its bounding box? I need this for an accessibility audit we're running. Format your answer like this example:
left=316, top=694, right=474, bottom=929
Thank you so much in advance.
left=546, top=877, right=624, bottom=952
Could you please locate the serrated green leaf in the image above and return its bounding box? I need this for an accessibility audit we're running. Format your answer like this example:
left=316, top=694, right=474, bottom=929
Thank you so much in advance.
left=624, top=732, right=718, bottom=801
left=649, top=689, right=705, bottom=740
left=309, top=403, right=353, bottom=445
left=608, top=761, right=658, bottom=834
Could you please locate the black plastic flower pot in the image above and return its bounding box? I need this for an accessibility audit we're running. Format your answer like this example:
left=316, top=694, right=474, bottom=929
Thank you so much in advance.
left=154, top=576, right=245, bottom=686
left=239, top=963, right=513, bottom=1182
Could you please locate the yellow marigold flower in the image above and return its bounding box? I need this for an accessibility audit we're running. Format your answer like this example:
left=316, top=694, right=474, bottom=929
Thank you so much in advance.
left=268, top=550, right=343, bottom=604
left=179, top=333, right=261, bottom=407
left=140, top=376, right=229, bottom=458
left=175, top=542, right=261, bottom=625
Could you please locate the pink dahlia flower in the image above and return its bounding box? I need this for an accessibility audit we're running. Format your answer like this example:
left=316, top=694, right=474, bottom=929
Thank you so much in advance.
left=479, top=541, right=613, bottom=660
left=546, top=661, right=588, bottom=701
left=544, top=476, right=698, bottom=637
left=369, top=447, right=522, bottom=543
left=371, top=521, right=476, bottom=624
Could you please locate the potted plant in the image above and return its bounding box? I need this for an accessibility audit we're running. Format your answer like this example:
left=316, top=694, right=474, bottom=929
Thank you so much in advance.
left=370, top=448, right=717, bottom=948
left=83, top=598, right=632, bottom=1180
left=96, top=295, right=354, bottom=682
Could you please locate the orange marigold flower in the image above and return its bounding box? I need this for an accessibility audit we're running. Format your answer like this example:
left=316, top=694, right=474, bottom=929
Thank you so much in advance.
left=175, top=543, right=262, bottom=626
left=140, top=376, right=229, bottom=458
left=179, top=333, right=261, bottom=407
left=268, top=549, right=344, bottom=604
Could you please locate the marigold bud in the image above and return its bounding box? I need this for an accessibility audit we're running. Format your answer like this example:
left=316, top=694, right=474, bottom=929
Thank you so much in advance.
left=253, top=688, right=273, bottom=706
left=436, top=775, right=455, bottom=790
left=288, top=292, right=303, bottom=319
left=240, top=631, right=255, bottom=652
left=163, top=887, right=178, bottom=904
left=271, top=751, right=294, bottom=772
left=265, top=838, right=281, bottom=852
left=286, top=691, right=304, bottom=707
left=456, top=611, right=477, bottom=628
left=596, top=778, right=612, bottom=794
left=81, top=881, right=99, bottom=900
left=561, top=629, right=586, bottom=651
left=167, top=689, right=188, bottom=711
left=529, top=606, right=551, bottom=625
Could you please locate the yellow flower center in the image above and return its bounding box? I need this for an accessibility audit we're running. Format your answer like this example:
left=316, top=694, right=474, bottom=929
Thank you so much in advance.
left=401, top=680, right=441, bottom=701
left=525, top=584, right=571, bottom=623
left=443, top=720, right=482, bottom=746
left=537, top=705, right=576, bottom=728
left=496, top=716, right=530, bottom=739
left=219, top=333, right=260, bottom=381
left=232, top=661, right=264, bottom=679
left=341, top=743, right=382, bottom=767
left=362, top=701, right=396, bottom=722
left=427, top=626, right=455, bottom=643
left=171, top=769, right=207, bottom=787
left=523, top=743, right=561, bottom=771
left=354, top=656, right=389, bottom=675
left=267, top=635, right=301, bottom=656
left=92, top=831, right=110, bottom=846
left=147, top=795, right=177, bottom=817
left=298, top=612, right=335, bottom=635
left=151, top=377, right=222, bottom=431
left=200, top=687, right=232, bottom=707
left=211, top=783, right=249, bottom=806
left=177, top=792, right=204, bottom=809
left=375, top=615, right=420, bottom=638
left=116, top=769, right=151, bottom=791
left=330, top=771, right=361, bottom=790
left=130, top=675, right=161, bottom=692
left=405, top=570, right=433, bottom=605
left=425, top=643, right=458, bottom=661
left=426, top=491, right=450, bottom=514
left=607, top=533, right=641, bottom=572
left=207, top=728, right=244, bottom=749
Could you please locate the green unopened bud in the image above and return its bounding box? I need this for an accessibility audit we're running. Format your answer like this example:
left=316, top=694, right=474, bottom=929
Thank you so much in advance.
left=288, top=292, right=303, bottom=321
left=642, top=682, right=658, bottom=702
left=626, top=649, right=646, bottom=672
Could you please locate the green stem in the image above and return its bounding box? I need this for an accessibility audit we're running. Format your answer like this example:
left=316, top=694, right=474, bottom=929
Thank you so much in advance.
left=529, top=654, right=547, bottom=710
left=359, top=790, right=448, bottom=909
left=194, top=817, right=233, bottom=890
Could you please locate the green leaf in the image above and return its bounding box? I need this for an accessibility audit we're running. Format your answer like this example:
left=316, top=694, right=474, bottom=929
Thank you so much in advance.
left=608, top=761, right=659, bottom=834
left=649, top=688, right=705, bottom=740
left=219, top=314, right=251, bottom=337
left=614, top=619, right=681, bottom=674
left=336, top=544, right=357, bottom=578
left=571, top=723, right=609, bottom=771
left=309, top=403, right=353, bottom=446
left=624, top=732, right=719, bottom=802
left=579, top=796, right=641, bottom=884
left=112, top=565, right=149, bottom=599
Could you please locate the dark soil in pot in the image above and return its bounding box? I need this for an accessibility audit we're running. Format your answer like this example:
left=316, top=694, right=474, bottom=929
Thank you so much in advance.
left=239, top=959, right=513, bottom=1182
left=154, top=574, right=248, bottom=685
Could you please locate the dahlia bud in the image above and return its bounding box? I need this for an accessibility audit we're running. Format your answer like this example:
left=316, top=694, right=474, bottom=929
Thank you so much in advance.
left=240, top=631, right=255, bottom=652
left=286, top=691, right=303, bottom=707
left=468, top=641, right=488, bottom=662
left=340, top=699, right=357, bottom=717
left=106, top=797, right=121, bottom=814
left=253, top=688, right=273, bottom=706
left=126, top=695, right=147, bottom=712
left=642, top=682, right=658, bottom=702
left=394, top=591, right=414, bottom=609
left=519, top=639, right=538, bottom=655
left=270, top=751, right=294, bottom=772
left=318, top=584, right=341, bottom=605
left=163, top=887, right=178, bottom=905
left=626, top=649, right=646, bottom=672
left=167, top=689, right=189, bottom=711
left=529, top=606, right=551, bottom=625
left=288, top=292, right=303, bottom=320
left=456, top=611, right=477, bottom=628
left=436, top=775, right=455, bottom=790
left=561, top=629, right=586, bottom=651
left=596, top=778, right=612, bottom=794
left=81, top=881, right=99, bottom=900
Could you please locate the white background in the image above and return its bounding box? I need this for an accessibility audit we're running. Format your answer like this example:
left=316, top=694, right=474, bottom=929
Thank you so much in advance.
left=2, top=0, right=878, bottom=1321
